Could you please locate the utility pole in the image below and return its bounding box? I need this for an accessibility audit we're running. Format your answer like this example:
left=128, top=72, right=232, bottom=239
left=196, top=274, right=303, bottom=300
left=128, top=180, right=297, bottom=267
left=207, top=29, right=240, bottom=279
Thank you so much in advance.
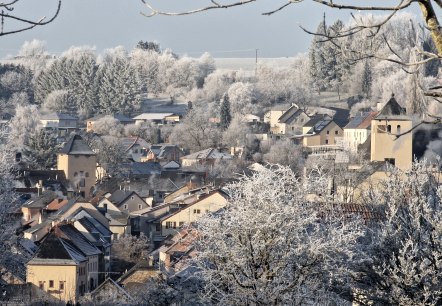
left=255, top=48, right=258, bottom=78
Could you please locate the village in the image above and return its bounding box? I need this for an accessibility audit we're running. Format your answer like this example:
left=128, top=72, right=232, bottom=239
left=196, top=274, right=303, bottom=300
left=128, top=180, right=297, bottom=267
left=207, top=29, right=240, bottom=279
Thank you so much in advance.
left=0, top=90, right=433, bottom=305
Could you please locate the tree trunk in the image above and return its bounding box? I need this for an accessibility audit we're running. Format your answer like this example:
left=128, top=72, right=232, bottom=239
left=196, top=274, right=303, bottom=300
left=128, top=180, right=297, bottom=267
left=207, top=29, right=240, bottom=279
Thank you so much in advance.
left=418, top=1, right=442, bottom=55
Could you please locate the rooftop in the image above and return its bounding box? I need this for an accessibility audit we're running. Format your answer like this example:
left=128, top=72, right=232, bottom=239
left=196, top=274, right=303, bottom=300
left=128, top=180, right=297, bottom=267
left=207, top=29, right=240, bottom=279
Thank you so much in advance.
left=376, top=95, right=408, bottom=120
left=59, top=134, right=95, bottom=155
left=133, top=113, right=175, bottom=121
left=40, top=112, right=77, bottom=120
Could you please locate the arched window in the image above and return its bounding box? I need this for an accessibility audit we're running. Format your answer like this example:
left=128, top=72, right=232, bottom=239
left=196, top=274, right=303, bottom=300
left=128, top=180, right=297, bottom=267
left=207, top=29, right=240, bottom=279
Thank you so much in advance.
left=397, top=125, right=401, bottom=134
left=387, top=125, right=392, bottom=133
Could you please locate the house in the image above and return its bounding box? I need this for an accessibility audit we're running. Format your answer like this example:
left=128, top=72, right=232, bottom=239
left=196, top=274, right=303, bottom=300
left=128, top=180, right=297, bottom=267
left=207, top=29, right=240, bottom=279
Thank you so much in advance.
left=263, top=104, right=290, bottom=131
left=274, top=105, right=310, bottom=135
left=40, top=112, right=78, bottom=135
left=144, top=144, right=184, bottom=163
left=119, top=136, right=150, bottom=162
left=343, top=112, right=378, bottom=152
left=159, top=228, right=198, bottom=274
left=133, top=113, right=180, bottom=125
left=302, top=115, right=343, bottom=147
left=180, top=148, right=233, bottom=167
left=99, top=190, right=150, bottom=214
left=116, top=261, right=160, bottom=294
left=57, top=135, right=97, bottom=198
left=244, top=114, right=261, bottom=123
left=161, top=189, right=228, bottom=237
left=370, top=95, right=412, bottom=170
left=86, top=113, right=135, bottom=132
left=88, top=278, right=135, bottom=305
left=55, top=224, right=102, bottom=292
left=26, top=232, right=89, bottom=303
left=336, top=161, right=392, bottom=204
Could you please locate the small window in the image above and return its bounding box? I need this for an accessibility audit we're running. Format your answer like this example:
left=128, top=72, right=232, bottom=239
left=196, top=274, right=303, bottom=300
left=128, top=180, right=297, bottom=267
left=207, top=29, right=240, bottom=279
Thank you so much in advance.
left=138, top=204, right=142, bottom=210
left=387, top=125, right=392, bottom=133
left=49, top=280, right=54, bottom=288
left=385, top=158, right=395, bottom=166
left=397, top=125, right=401, bottom=134
left=79, top=178, right=85, bottom=187
left=123, top=204, right=128, bottom=210
left=326, top=130, right=330, bottom=135
left=193, top=209, right=201, bottom=214
left=39, top=281, right=44, bottom=290
left=335, top=130, right=338, bottom=135
left=59, top=281, right=64, bottom=290
left=325, top=139, right=329, bottom=145
left=85, top=172, right=89, bottom=177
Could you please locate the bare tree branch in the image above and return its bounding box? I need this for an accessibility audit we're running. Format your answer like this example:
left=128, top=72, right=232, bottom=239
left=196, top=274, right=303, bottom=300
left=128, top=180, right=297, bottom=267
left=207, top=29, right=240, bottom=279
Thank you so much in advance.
left=0, top=0, right=61, bottom=37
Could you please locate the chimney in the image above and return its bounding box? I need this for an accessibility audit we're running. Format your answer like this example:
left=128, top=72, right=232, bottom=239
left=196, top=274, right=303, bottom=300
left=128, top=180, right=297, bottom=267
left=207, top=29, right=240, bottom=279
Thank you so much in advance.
left=376, top=102, right=383, bottom=111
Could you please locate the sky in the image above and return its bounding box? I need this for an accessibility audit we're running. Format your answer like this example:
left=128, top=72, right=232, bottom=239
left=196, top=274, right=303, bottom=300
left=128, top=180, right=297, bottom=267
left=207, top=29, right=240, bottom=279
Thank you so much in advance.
left=0, top=0, right=421, bottom=59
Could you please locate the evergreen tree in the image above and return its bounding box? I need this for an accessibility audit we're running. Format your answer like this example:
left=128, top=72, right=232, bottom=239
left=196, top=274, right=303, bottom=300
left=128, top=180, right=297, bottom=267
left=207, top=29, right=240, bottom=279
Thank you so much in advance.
left=309, top=17, right=328, bottom=94
left=220, top=93, right=232, bottom=130
left=23, top=129, right=59, bottom=169
left=96, top=57, right=142, bottom=115
left=361, top=61, right=372, bottom=98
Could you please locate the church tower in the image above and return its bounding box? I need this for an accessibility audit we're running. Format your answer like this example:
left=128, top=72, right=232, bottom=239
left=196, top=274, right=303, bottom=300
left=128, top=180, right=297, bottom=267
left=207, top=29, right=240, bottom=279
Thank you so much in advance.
left=57, top=135, right=96, bottom=198
left=371, top=95, right=413, bottom=170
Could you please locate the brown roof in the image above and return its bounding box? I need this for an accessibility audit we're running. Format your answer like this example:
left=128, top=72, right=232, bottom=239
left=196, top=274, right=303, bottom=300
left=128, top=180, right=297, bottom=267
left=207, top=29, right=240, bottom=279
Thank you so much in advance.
left=45, top=199, right=69, bottom=211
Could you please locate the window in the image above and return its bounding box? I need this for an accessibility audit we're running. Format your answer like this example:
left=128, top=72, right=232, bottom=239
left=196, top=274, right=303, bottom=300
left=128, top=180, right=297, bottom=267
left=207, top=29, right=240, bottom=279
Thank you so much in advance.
left=325, top=139, right=329, bottom=145
left=326, top=130, right=330, bottom=135
left=59, top=281, right=64, bottom=290
left=39, top=281, right=44, bottom=290
left=80, top=171, right=84, bottom=176
left=193, top=209, right=201, bottom=214
left=138, top=204, right=142, bottom=209
left=387, top=125, right=392, bottom=133
left=79, top=178, right=85, bottom=187
left=335, top=130, right=338, bottom=135
left=397, top=125, right=401, bottom=134
left=156, top=223, right=161, bottom=232
left=385, top=158, right=395, bottom=166
left=49, top=280, right=54, bottom=288
left=74, top=172, right=78, bottom=177
left=85, top=172, right=89, bottom=177
left=377, top=125, right=386, bottom=133
left=123, top=204, right=128, bottom=210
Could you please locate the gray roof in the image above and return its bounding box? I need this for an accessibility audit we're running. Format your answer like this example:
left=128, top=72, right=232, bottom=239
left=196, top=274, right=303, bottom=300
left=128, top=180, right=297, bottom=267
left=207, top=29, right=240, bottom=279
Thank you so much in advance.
left=40, top=112, right=78, bottom=120
left=149, top=144, right=181, bottom=158
left=57, top=224, right=102, bottom=256
left=108, top=190, right=137, bottom=206
left=182, top=148, right=232, bottom=160
left=121, top=162, right=162, bottom=176
left=376, top=96, right=408, bottom=120
left=59, top=134, right=95, bottom=155
left=77, top=217, right=112, bottom=238
left=22, top=192, right=56, bottom=209
left=30, top=232, right=86, bottom=264
left=304, top=115, right=334, bottom=134
left=88, top=113, right=135, bottom=123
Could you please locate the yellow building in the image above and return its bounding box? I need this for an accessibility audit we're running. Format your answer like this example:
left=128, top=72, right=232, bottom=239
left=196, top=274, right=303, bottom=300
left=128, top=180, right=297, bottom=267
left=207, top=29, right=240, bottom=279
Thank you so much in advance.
left=370, top=96, right=412, bottom=170
left=161, top=190, right=228, bottom=236
left=57, top=135, right=96, bottom=198
left=27, top=233, right=89, bottom=303
left=302, top=115, right=343, bottom=147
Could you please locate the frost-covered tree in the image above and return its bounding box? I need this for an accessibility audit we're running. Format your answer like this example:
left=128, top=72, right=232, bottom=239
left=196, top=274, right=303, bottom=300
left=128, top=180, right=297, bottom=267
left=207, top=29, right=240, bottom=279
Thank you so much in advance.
left=221, top=115, right=250, bottom=148
left=91, top=116, right=124, bottom=137
left=111, top=233, right=150, bottom=273
left=23, top=129, right=59, bottom=169
left=262, top=139, right=304, bottom=173
left=90, top=136, right=126, bottom=178
left=169, top=107, right=220, bottom=152
left=42, top=90, right=76, bottom=114
left=361, top=61, right=373, bottom=98
left=219, top=93, right=231, bottom=130
left=350, top=162, right=442, bottom=305
left=227, top=82, right=256, bottom=115
left=96, top=57, right=142, bottom=115
left=8, top=104, right=40, bottom=150
left=195, top=165, right=362, bottom=305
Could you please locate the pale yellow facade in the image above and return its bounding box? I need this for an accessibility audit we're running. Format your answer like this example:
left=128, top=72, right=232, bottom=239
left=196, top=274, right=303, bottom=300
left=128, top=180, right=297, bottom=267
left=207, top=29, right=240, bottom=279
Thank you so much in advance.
left=337, top=171, right=390, bottom=204
left=264, top=110, right=286, bottom=134
left=303, top=121, right=343, bottom=147
left=370, top=119, right=412, bottom=170
left=344, top=128, right=370, bottom=152
left=58, top=154, right=96, bottom=198
left=161, top=192, right=227, bottom=236
left=27, top=261, right=87, bottom=303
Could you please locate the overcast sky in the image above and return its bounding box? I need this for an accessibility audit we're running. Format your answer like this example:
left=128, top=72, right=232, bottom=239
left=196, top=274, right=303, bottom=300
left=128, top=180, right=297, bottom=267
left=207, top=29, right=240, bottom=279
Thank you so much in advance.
left=0, top=0, right=420, bottom=59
